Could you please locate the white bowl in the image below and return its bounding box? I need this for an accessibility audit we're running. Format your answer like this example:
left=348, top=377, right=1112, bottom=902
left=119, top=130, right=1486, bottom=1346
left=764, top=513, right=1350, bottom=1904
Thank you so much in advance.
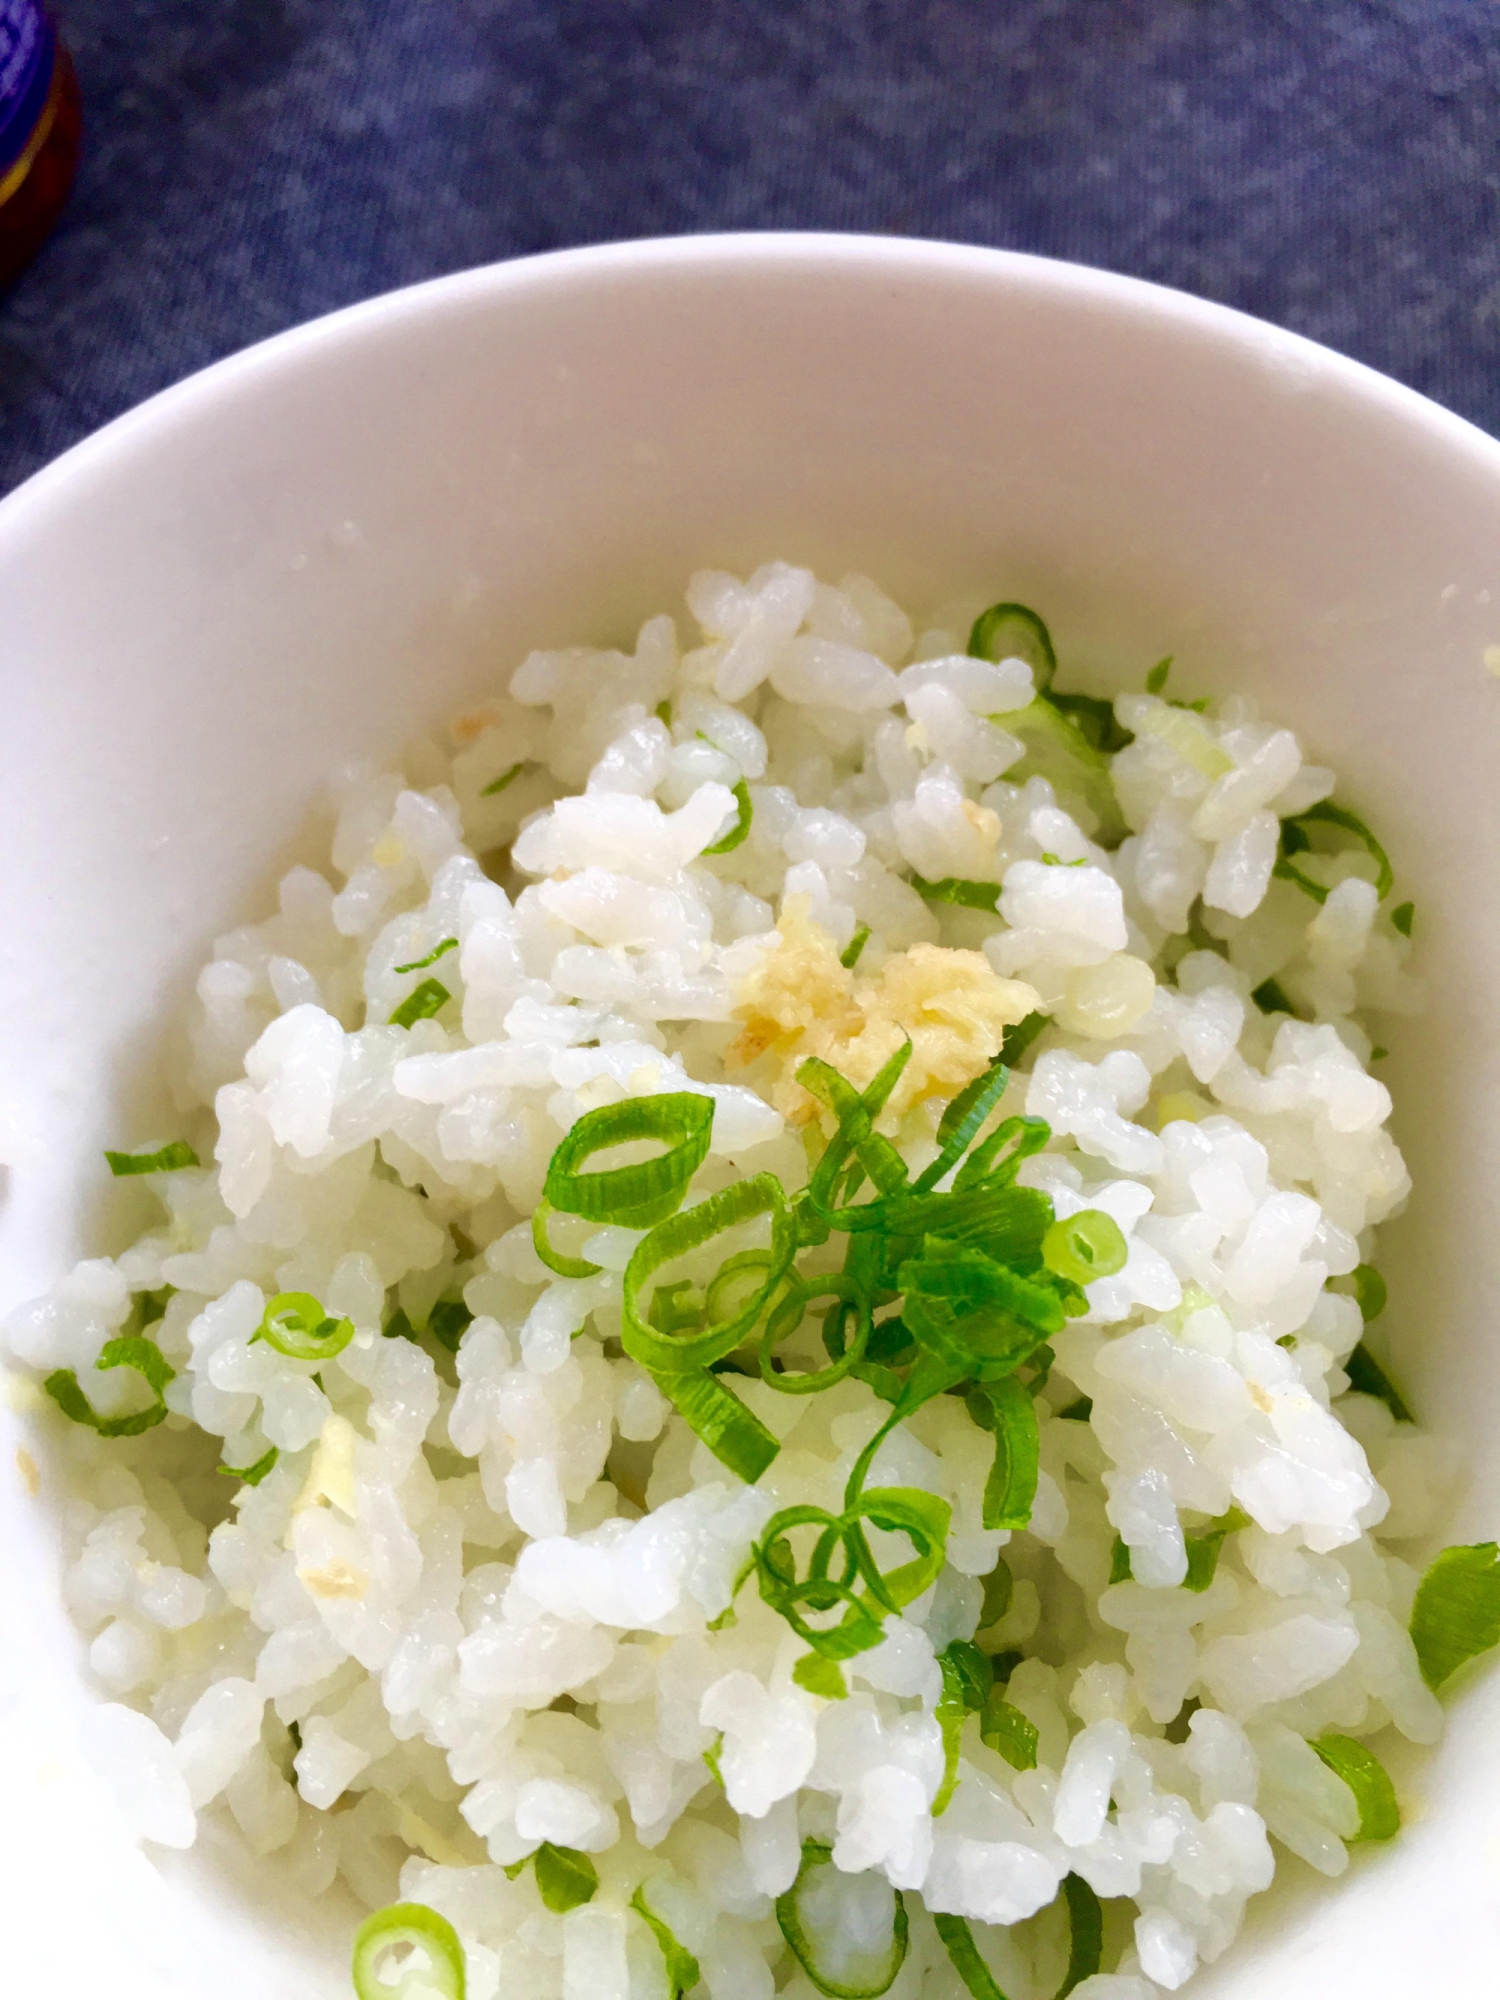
left=3, top=234, right=1500, bottom=1995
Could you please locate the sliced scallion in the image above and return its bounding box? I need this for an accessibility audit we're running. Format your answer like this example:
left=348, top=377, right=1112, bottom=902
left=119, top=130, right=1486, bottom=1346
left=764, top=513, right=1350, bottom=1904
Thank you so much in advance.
left=394, top=937, right=458, bottom=974
left=775, top=1841, right=908, bottom=1999
left=1391, top=900, right=1414, bottom=937
left=910, top=873, right=1001, bottom=912
left=1275, top=801, right=1394, bottom=904
left=253, top=1291, right=354, bottom=1362
left=1145, top=657, right=1172, bottom=694
left=1343, top=1339, right=1412, bottom=1423
left=934, top=1640, right=995, bottom=1813
left=547, top=1092, right=714, bottom=1231
left=389, top=978, right=451, bottom=1029
left=533, top=1841, right=599, bottom=1913
left=1410, top=1541, right=1500, bottom=1691
left=532, top=1198, right=603, bottom=1278
left=967, top=1376, right=1041, bottom=1530
left=1057, top=1874, right=1104, bottom=1998
left=792, top=1651, right=849, bottom=1700
left=218, top=1446, right=279, bottom=1486
left=704, top=778, right=754, bottom=855
left=351, top=1901, right=466, bottom=2000
left=933, top=1913, right=1008, bottom=2000
left=480, top=762, right=525, bottom=797
left=1309, top=1734, right=1400, bottom=1843
left=1182, top=1507, right=1249, bottom=1592
left=840, top=924, right=872, bottom=969
left=104, top=1140, right=199, bottom=1176
left=968, top=601, right=1057, bottom=692
left=631, top=1885, right=702, bottom=1997
left=1041, top=1209, right=1128, bottom=1287
left=979, top=1695, right=1038, bottom=1772
left=43, top=1334, right=175, bottom=1438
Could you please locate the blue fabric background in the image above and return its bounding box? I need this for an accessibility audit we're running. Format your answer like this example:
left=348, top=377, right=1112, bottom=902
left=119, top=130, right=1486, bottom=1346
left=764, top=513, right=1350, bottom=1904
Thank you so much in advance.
left=2, top=1, right=1499, bottom=497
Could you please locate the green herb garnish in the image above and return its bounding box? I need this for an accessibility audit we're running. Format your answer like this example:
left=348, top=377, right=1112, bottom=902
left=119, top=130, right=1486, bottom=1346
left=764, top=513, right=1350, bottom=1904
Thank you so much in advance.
left=352, top=1901, right=465, bottom=2000
left=1310, top=1734, right=1400, bottom=1843
left=631, top=1885, right=701, bottom=1997
left=393, top=937, right=458, bottom=974
left=704, top=778, right=753, bottom=854
left=44, top=1334, right=175, bottom=1437
left=389, top=978, right=451, bottom=1028
left=910, top=873, right=1001, bottom=912
left=218, top=1446, right=279, bottom=1486
left=1410, top=1542, right=1500, bottom=1690
left=1145, top=657, right=1172, bottom=694
left=776, top=1841, right=907, bottom=1998
left=480, top=762, right=525, bottom=797
left=253, top=1290, right=354, bottom=1362
left=1275, top=801, right=1394, bottom=904
left=104, top=1141, right=199, bottom=1176
left=840, top=923, right=872, bottom=969
left=1343, top=1340, right=1412, bottom=1423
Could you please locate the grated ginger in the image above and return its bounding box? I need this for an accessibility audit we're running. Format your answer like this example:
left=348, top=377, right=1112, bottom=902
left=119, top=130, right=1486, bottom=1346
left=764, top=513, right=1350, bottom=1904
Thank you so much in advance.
left=728, top=897, right=1041, bottom=1124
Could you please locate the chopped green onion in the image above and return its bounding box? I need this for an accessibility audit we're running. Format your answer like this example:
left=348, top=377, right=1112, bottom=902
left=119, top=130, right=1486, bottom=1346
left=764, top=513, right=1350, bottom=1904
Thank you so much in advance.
left=1410, top=1542, right=1500, bottom=1690
left=631, top=1885, right=702, bottom=1997
left=531, top=1198, right=603, bottom=1278
left=218, top=1446, right=279, bottom=1486
left=659, top=1366, right=781, bottom=1484
left=394, top=937, right=458, bottom=974
left=1047, top=692, right=1133, bottom=757
left=704, top=779, right=754, bottom=855
left=384, top=1307, right=418, bottom=1343
left=533, top=1842, right=599, bottom=1914
left=1057, top=1875, right=1104, bottom=1999
left=1145, top=657, right=1172, bottom=695
left=840, top=924, right=872, bottom=969
left=480, top=762, right=525, bottom=797
left=1042, top=1209, right=1128, bottom=1287
left=104, top=1141, right=199, bottom=1176
left=623, top=1172, right=794, bottom=1373
left=1348, top=1263, right=1388, bottom=1322
left=43, top=1334, right=176, bottom=1438
left=792, top=1651, right=849, bottom=1699
left=1250, top=976, right=1298, bottom=1017
left=1275, top=801, right=1394, bottom=904
left=1370, top=1045, right=1389, bottom=1062
left=968, top=601, right=1057, bottom=692
left=934, top=1640, right=995, bottom=1813
left=914, top=1055, right=1013, bottom=1194
left=978, top=1558, right=1013, bottom=1630
left=999, top=1010, right=1050, bottom=1070
left=979, top=1695, right=1038, bottom=1772
left=389, top=979, right=451, bottom=1028
left=427, top=1298, right=473, bottom=1355
left=776, top=1841, right=908, bottom=1999
left=352, top=1902, right=466, bottom=2000
left=253, top=1290, right=354, bottom=1361
left=1309, top=1734, right=1400, bottom=1843
left=1183, top=1507, right=1249, bottom=1592
left=1343, top=1340, right=1412, bottom=1423
left=1055, top=1395, right=1092, bottom=1422
left=1391, top=900, right=1414, bottom=937
left=910, top=874, right=1001, bottom=912
left=702, top=1735, right=724, bottom=1786
left=758, top=1275, right=872, bottom=1396
left=547, top=1092, right=714, bottom=1231
left=654, top=699, right=672, bottom=725
left=749, top=1486, right=952, bottom=1662
left=968, top=1377, right=1040, bottom=1530
left=933, top=1914, right=1008, bottom=2000
left=1109, top=1536, right=1133, bottom=1584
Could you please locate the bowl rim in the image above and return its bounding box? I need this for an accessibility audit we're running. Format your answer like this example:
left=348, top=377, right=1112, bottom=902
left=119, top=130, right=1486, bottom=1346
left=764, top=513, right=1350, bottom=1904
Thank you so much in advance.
left=6, top=229, right=1500, bottom=538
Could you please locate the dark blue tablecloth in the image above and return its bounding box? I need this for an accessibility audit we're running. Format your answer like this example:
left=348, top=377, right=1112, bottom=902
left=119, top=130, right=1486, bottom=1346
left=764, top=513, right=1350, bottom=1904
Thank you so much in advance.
left=2, top=0, right=1498, bottom=498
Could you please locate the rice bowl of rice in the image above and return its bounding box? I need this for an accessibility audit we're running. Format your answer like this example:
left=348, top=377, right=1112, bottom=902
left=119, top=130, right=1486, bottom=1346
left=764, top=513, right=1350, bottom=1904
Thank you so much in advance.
left=4, top=235, right=1500, bottom=2000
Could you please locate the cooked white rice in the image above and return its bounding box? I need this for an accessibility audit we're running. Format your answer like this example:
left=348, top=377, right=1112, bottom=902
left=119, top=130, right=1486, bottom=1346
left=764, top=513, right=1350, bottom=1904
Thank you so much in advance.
left=4, top=562, right=1457, bottom=1998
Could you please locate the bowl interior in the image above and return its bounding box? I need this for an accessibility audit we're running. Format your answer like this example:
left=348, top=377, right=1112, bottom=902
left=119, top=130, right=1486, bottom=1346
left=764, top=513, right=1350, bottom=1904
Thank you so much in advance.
left=3, top=235, right=1500, bottom=1994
